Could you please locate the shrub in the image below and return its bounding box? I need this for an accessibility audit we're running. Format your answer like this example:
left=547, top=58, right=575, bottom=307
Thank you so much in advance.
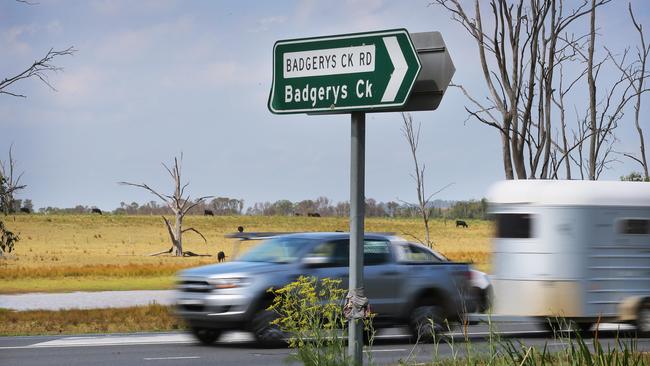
left=269, top=276, right=364, bottom=366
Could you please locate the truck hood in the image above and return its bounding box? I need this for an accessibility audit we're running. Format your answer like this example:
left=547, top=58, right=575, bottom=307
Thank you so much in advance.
left=178, top=261, right=286, bottom=278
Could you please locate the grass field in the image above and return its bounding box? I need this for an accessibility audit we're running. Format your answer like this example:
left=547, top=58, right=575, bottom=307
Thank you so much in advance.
left=0, top=214, right=492, bottom=293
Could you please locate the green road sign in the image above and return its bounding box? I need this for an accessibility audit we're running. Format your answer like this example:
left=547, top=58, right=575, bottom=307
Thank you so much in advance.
left=268, top=29, right=421, bottom=114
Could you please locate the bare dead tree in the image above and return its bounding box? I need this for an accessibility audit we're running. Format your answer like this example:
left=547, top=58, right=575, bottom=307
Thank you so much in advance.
left=0, top=146, right=26, bottom=256
left=571, top=108, right=590, bottom=179
left=120, top=155, right=212, bottom=256
left=550, top=59, right=589, bottom=179
left=558, top=2, right=642, bottom=180
left=586, top=0, right=599, bottom=180
left=613, top=3, right=650, bottom=180
left=0, top=145, right=26, bottom=214
left=400, top=113, right=453, bottom=248
left=434, top=0, right=611, bottom=180
left=1, top=47, right=76, bottom=98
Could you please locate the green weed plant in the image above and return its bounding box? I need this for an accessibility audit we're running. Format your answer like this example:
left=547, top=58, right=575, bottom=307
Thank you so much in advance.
left=269, top=276, right=351, bottom=366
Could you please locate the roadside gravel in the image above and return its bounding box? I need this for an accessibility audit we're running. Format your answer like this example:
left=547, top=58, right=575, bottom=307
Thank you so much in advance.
left=0, top=290, right=175, bottom=311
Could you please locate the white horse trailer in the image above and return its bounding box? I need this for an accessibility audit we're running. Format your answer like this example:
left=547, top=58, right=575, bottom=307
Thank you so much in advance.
left=487, top=180, right=650, bottom=334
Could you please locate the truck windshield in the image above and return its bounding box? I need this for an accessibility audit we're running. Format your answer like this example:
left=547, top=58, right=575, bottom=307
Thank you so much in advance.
left=238, top=237, right=313, bottom=263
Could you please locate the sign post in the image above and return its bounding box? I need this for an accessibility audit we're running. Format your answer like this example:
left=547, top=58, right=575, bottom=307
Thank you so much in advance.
left=349, top=111, right=365, bottom=363
left=269, top=29, right=454, bottom=365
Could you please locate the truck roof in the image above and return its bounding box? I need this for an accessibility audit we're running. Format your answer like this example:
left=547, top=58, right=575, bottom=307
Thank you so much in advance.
left=267, top=232, right=400, bottom=241
left=225, top=231, right=401, bottom=241
left=488, top=180, right=650, bottom=207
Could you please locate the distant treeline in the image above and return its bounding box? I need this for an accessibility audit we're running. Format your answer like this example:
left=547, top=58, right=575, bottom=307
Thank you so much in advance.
left=2, top=198, right=34, bottom=213
left=34, top=196, right=489, bottom=220
left=113, top=197, right=244, bottom=216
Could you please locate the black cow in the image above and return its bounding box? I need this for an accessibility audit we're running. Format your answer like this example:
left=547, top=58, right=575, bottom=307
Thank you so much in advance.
left=456, top=220, right=468, bottom=228
left=307, top=212, right=321, bottom=217
left=237, top=226, right=244, bottom=233
left=204, top=209, right=214, bottom=216
left=217, top=251, right=226, bottom=263
left=20, top=207, right=31, bottom=214
left=91, top=208, right=102, bottom=215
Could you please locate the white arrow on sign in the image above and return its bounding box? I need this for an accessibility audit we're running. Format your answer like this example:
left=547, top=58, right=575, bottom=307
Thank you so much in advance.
left=381, top=36, right=408, bottom=103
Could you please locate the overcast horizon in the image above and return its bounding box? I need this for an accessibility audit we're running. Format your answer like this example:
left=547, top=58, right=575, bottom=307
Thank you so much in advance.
left=2, top=0, right=649, bottom=211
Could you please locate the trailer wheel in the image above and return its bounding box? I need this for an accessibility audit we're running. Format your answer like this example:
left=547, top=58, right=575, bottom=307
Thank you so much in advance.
left=542, top=319, right=592, bottom=335
left=637, top=299, right=650, bottom=337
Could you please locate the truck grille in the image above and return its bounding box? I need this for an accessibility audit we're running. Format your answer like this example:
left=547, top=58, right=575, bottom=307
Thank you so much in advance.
left=181, top=304, right=205, bottom=312
left=178, top=280, right=212, bottom=293
left=178, top=304, right=231, bottom=313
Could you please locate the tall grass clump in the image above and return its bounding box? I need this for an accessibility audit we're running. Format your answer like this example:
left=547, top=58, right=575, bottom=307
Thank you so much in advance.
left=401, top=314, right=648, bottom=366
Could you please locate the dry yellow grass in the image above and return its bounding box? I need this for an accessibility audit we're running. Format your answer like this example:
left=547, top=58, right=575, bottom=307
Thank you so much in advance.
left=0, top=214, right=493, bottom=293
left=0, top=304, right=183, bottom=336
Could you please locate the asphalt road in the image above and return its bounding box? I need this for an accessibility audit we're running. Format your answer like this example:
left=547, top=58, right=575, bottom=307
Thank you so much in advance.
left=2, top=323, right=648, bottom=366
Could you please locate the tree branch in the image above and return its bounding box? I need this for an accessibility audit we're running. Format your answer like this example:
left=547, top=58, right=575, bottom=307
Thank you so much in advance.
left=0, top=47, right=76, bottom=98
left=182, top=227, right=208, bottom=243
left=118, top=181, right=171, bottom=208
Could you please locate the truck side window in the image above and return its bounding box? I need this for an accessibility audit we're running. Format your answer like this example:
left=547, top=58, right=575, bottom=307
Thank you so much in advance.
left=495, top=213, right=534, bottom=238
left=308, top=240, right=349, bottom=266
left=618, top=219, right=650, bottom=235
left=364, top=240, right=390, bottom=265
left=401, top=244, right=441, bottom=262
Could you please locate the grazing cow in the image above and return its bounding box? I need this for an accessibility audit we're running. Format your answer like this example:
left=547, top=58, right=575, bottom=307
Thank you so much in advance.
left=204, top=209, right=214, bottom=216
left=294, top=213, right=301, bottom=216
left=307, top=212, right=321, bottom=217
left=20, top=207, right=31, bottom=214
left=91, top=208, right=102, bottom=215
left=237, top=226, right=244, bottom=233
left=217, top=251, right=226, bottom=263
left=456, top=220, right=468, bottom=228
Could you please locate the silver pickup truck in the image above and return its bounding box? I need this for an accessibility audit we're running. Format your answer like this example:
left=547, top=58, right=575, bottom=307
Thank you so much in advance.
left=175, top=232, right=474, bottom=345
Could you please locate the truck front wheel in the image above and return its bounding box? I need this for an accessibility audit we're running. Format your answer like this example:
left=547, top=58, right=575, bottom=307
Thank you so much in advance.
left=251, top=307, right=286, bottom=347
left=409, top=305, right=445, bottom=343
left=190, top=327, right=222, bottom=345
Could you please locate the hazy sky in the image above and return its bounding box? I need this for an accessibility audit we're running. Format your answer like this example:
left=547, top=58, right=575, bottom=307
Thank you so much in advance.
left=2, top=0, right=649, bottom=211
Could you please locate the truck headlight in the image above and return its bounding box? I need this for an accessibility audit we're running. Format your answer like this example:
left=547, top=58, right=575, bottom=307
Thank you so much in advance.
left=210, top=277, right=250, bottom=289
